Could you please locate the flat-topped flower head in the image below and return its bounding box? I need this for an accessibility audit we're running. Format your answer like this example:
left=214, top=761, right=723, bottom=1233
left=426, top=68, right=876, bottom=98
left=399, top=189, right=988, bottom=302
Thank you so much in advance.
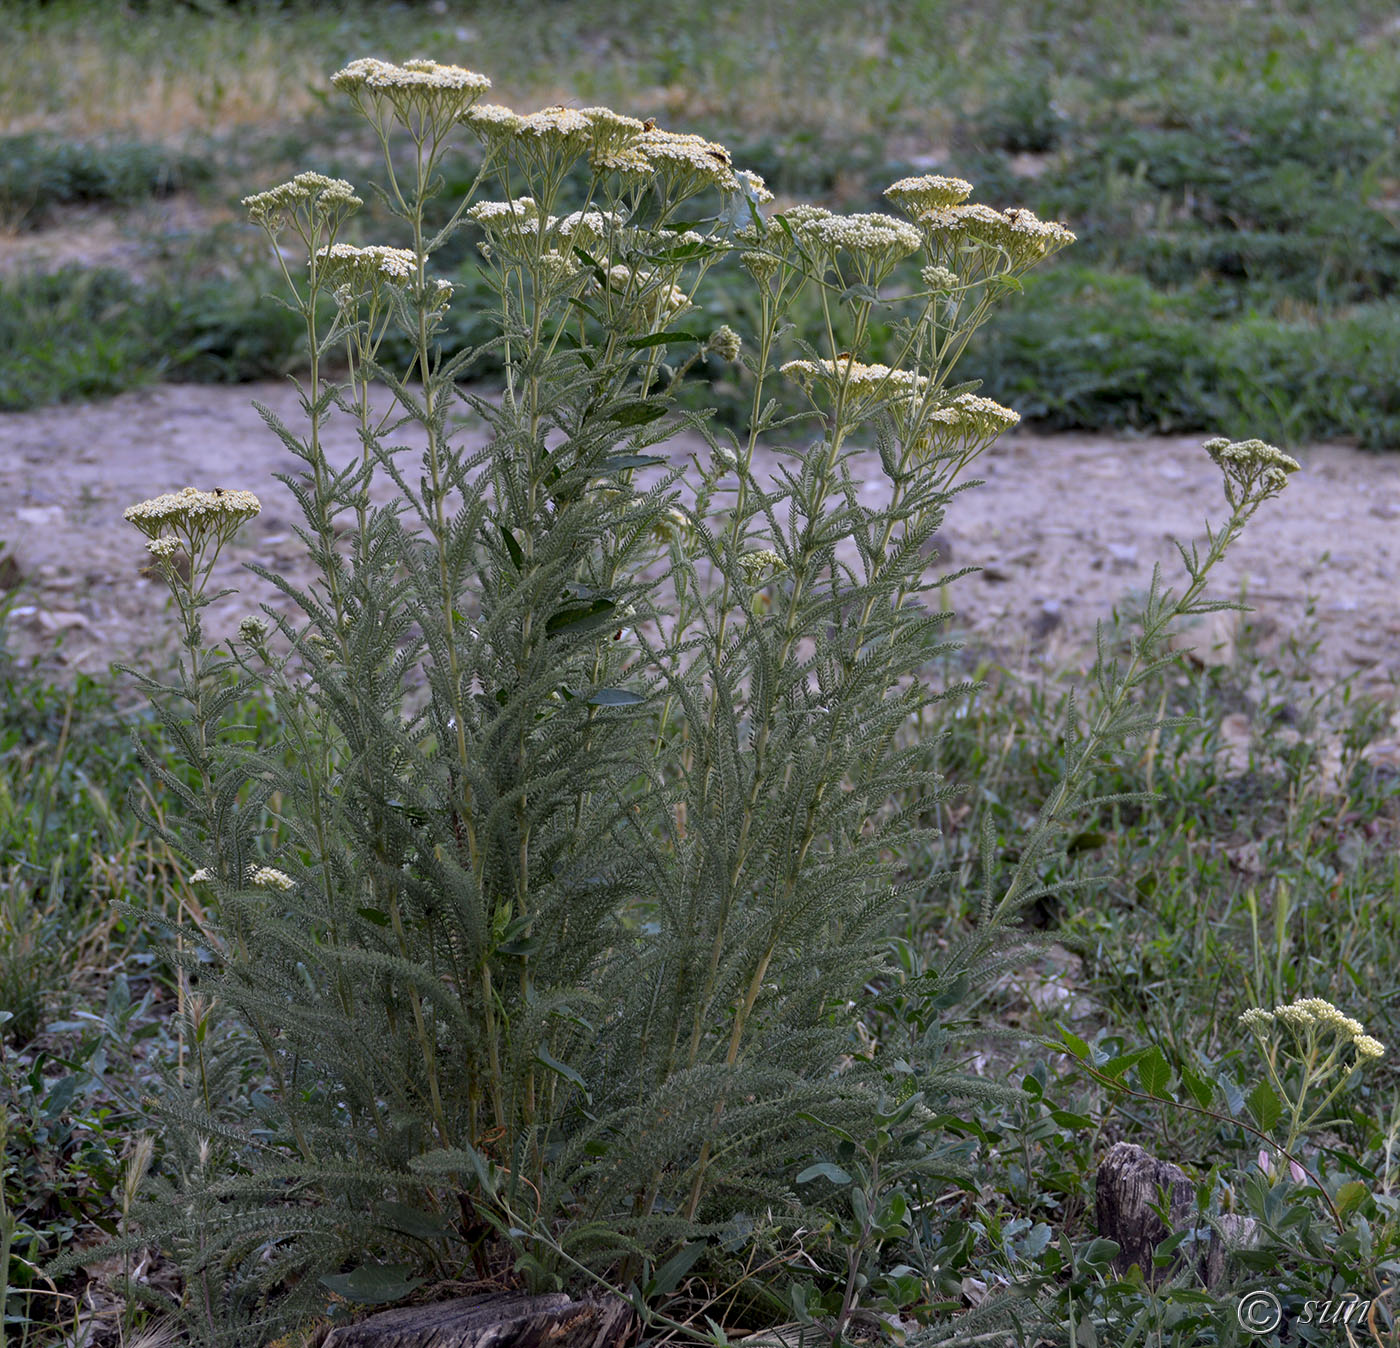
left=780, top=356, right=929, bottom=401
left=577, top=105, right=645, bottom=168
left=535, top=249, right=581, bottom=287
left=739, top=549, right=785, bottom=584
left=518, top=105, right=594, bottom=157
left=124, top=486, right=261, bottom=541
left=627, top=126, right=739, bottom=195
left=331, top=56, right=490, bottom=125
left=884, top=173, right=974, bottom=216
left=1356, top=1035, right=1386, bottom=1060
left=1205, top=437, right=1300, bottom=504
left=243, top=172, right=361, bottom=230
left=461, top=102, right=526, bottom=147
left=248, top=865, right=296, bottom=891
left=807, top=211, right=922, bottom=267
left=316, top=243, right=418, bottom=289
left=915, top=392, right=1021, bottom=452
left=1239, top=1007, right=1275, bottom=1033
left=918, top=202, right=1007, bottom=246
left=556, top=207, right=627, bottom=252
left=775, top=203, right=833, bottom=250
left=919, top=202, right=1074, bottom=270
left=332, top=56, right=491, bottom=96
left=1265, top=997, right=1379, bottom=1051
left=146, top=536, right=181, bottom=559
left=466, top=197, right=539, bottom=227
left=1001, top=207, right=1077, bottom=263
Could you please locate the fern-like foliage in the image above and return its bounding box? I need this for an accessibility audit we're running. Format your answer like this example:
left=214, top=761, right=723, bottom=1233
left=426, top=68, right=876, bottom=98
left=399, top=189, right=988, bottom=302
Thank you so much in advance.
left=77, top=60, right=1299, bottom=1346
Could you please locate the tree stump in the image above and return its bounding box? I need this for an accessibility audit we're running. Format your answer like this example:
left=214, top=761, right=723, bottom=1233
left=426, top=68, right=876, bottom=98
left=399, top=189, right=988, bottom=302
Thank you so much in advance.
left=1095, top=1141, right=1256, bottom=1287
left=321, top=1292, right=633, bottom=1348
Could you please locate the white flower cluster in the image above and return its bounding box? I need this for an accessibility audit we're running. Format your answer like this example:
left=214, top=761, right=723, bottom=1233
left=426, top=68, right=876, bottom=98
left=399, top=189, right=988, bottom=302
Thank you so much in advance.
left=1204, top=437, right=1301, bottom=500
left=330, top=57, right=490, bottom=123
left=242, top=172, right=362, bottom=229
left=734, top=169, right=774, bottom=204
left=738, top=549, right=785, bottom=584
left=332, top=56, right=491, bottom=95
left=460, top=102, right=525, bottom=145
left=531, top=250, right=578, bottom=286
left=919, top=203, right=1075, bottom=267
left=124, top=486, right=262, bottom=539
left=517, top=105, right=594, bottom=155
left=920, top=264, right=960, bottom=291
left=779, top=356, right=929, bottom=400
left=628, top=126, right=739, bottom=192
left=466, top=197, right=538, bottom=227
left=146, top=537, right=181, bottom=558
left=248, top=865, right=296, bottom=892
left=1240, top=998, right=1385, bottom=1058
left=706, top=324, right=743, bottom=362
left=239, top=616, right=270, bottom=644
left=921, top=392, right=1021, bottom=440
left=316, top=242, right=417, bottom=284
left=800, top=211, right=922, bottom=264
left=467, top=201, right=625, bottom=256
left=884, top=173, right=974, bottom=215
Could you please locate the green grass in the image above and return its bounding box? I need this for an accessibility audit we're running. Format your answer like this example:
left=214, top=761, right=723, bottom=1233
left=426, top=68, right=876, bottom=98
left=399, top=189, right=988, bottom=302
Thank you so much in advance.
left=0, top=133, right=213, bottom=231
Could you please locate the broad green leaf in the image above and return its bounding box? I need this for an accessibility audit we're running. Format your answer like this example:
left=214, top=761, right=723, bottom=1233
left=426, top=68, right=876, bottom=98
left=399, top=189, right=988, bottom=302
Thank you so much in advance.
left=1138, top=1047, right=1172, bottom=1098
left=598, top=453, right=666, bottom=472
left=646, top=1241, right=707, bottom=1298
left=1246, top=1079, right=1282, bottom=1133
left=796, top=1161, right=852, bottom=1186
left=1180, top=1064, right=1213, bottom=1109
left=588, top=688, right=646, bottom=707
left=375, top=1201, right=456, bottom=1242
left=1336, top=1180, right=1370, bottom=1219
left=623, top=330, right=702, bottom=348
left=607, top=401, right=669, bottom=427
left=536, top=1044, right=591, bottom=1102
left=319, top=1263, right=426, bottom=1305
left=1082, top=1237, right=1120, bottom=1269
left=545, top=598, right=616, bottom=639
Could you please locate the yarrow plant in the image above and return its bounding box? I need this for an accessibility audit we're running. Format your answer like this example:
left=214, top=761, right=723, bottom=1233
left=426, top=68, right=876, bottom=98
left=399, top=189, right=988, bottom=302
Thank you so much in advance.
left=89, top=53, right=1301, bottom=1346
left=1241, top=998, right=1385, bottom=1156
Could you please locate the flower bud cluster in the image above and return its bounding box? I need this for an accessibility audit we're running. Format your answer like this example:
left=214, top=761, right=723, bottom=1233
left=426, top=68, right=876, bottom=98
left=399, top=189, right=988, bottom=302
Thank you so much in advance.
left=1240, top=998, right=1384, bottom=1059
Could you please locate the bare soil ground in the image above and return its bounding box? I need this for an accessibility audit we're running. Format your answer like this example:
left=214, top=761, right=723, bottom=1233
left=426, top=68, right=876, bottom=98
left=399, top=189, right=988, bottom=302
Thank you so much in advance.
left=2, top=381, right=1398, bottom=708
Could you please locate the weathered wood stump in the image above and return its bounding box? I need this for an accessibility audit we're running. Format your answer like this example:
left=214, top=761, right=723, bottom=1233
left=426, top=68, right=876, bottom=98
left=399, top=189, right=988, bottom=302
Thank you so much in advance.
left=321, top=1292, right=632, bottom=1348
left=1095, top=1141, right=1257, bottom=1287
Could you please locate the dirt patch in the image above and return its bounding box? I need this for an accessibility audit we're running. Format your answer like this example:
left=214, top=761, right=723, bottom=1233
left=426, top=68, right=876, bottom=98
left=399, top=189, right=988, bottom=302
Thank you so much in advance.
left=2, top=381, right=1398, bottom=706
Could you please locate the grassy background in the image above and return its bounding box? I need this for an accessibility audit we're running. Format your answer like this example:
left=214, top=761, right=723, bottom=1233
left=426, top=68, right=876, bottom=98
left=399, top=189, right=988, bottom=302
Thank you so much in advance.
left=2, top=0, right=1398, bottom=445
